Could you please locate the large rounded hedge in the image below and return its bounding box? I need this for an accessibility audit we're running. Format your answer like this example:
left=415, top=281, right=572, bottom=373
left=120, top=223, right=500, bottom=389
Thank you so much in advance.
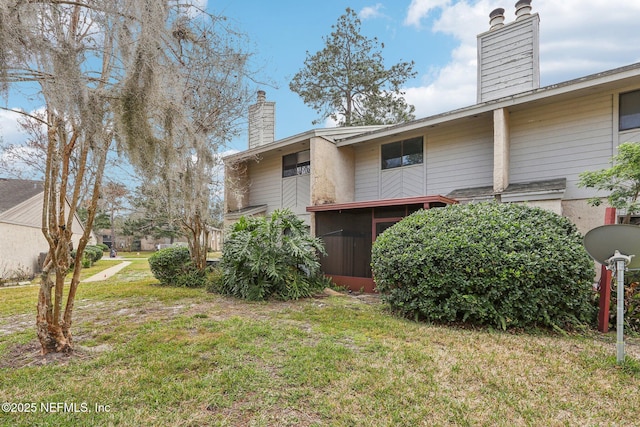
left=371, top=203, right=596, bottom=330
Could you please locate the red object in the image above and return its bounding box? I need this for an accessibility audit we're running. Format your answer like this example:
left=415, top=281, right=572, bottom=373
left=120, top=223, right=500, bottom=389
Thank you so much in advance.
left=598, top=207, right=616, bottom=332
left=326, top=275, right=377, bottom=293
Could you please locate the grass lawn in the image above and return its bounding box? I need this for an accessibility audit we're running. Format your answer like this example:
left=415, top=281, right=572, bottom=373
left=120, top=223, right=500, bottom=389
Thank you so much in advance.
left=1, top=257, right=639, bottom=426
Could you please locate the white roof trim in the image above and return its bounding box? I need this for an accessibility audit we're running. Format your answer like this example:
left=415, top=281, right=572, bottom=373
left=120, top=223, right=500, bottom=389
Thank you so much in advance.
left=223, top=125, right=388, bottom=162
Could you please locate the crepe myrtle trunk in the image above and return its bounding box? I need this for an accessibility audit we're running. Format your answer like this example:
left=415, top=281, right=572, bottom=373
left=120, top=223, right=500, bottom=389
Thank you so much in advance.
left=183, top=210, right=208, bottom=271
left=36, top=117, right=108, bottom=355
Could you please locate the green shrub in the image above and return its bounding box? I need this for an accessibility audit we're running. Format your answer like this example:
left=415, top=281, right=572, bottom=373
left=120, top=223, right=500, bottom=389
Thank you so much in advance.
left=148, top=246, right=204, bottom=287
left=173, top=268, right=208, bottom=288
left=85, top=245, right=104, bottom=263
left=81, top=256, right=92, bottom=268
left=98, top=243, right=110, bottom=252
left=73, top=245, right=104, bottom=268
left=218, top=209, right=326, bottom=301
left=205, top=267, right=224, bottom=293
left=371, top=203, right=596, bottom=331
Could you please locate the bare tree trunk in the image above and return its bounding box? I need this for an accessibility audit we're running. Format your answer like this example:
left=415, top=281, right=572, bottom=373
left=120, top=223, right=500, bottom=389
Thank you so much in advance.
left=36, top=115, right=109, bottom=355
left=110, top=208, right=116, bottom=251
left=36, top=116, right=73, bottom=354
left=183, top=211, right=207, bottom=270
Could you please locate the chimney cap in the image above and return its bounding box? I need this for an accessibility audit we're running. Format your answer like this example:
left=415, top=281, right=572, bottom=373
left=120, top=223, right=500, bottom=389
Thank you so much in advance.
left=489, top=8, right=505, bottom=18
left=489, top=8, right=505, bottom=30
left=515, top=0, right=532, bottom=7
left=515, top=0, right=533, bottom=20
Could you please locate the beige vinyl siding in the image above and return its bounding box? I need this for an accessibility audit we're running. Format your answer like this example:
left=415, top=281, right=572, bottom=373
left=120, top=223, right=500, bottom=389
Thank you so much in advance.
left=380, top=164, right=424, bottom=199
left=247, top=151, right=311, bottom=224
left=620, top=129, right=640, bottom=145
left=355, top=142, right=427, bottom=201
left=247, top=155, right=282, bottom=214
left=510, top=93, right=613, bottom=199
left=282, top=178, right=296, bottom=209
left=282, top=174, right=311, bottom=216
left=380, top=168, right=401, bottom=199
left=354, top=144, right=380, bottom=201
left=297, top=174, right=311, bottom=209
left=425, top=120, right=493, bottom=195
left=402, top=163, right=425, bottom=197
left=354, top=121, right=492, bottom=200
left=297, top=174, right=311, bottom=225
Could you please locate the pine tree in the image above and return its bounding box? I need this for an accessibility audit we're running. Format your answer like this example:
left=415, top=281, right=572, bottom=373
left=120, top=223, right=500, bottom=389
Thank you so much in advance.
left=290, top=8, right=416, bottom=126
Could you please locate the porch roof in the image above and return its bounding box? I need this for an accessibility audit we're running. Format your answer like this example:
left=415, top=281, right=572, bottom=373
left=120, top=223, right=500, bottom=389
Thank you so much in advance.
left=306, top=195, right=457, bottom=212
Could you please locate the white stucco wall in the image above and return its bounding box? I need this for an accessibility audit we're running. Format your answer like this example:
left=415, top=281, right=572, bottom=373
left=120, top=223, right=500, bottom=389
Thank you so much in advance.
left=0, top=223, right=48, bottom=277
left=0, top=194, right=88, bottom=278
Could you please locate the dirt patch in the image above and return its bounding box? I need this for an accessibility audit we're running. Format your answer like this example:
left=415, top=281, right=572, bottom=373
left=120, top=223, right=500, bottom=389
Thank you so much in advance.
left=0, top=292, right=373, bottom=369
left=0, top=313, right=32, bottom=336
left=0, top=340, right=95, bottom=369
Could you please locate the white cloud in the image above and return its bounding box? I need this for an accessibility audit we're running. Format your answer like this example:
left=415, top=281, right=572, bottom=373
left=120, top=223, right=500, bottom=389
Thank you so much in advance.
left=0, top=108, right=28, bottom=145
left=403, top=0, right=640, bottom=118
left=0, top=144, right=42, bottom=177
left=404, top=0, right=452, bottom=27
left=323, top=116, right=339, bottom=128
left=0, top=107, right=47, bottom=179
left=359, top=4, right=385, bottom=20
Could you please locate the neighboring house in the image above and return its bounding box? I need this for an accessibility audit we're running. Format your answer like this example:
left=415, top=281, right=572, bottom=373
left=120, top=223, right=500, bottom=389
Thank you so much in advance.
left=98, top=227, right=222, bottom=252
left=0, top=178, right=91, bottom=279
left=224, top=3, right=640, bottom=291
left=139, top=227, right=223, bottom=252
left=97, top=229, right=182, bottom=252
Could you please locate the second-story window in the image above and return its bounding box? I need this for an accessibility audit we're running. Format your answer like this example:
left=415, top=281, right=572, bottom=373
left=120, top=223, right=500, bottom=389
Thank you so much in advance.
left=620, top=90, right=640, bottom=131
left=282, top=150, right=311, bottom=177
left=381, top=137, right=424, bottom=170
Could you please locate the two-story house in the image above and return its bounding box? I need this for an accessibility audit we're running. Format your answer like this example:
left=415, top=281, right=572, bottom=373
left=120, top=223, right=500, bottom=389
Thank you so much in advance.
left=224, top=2, right=640, bottom=292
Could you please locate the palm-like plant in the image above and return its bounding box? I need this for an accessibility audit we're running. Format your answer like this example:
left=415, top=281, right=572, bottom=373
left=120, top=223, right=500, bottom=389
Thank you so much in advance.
left=219, top=209, right=327, bottom=300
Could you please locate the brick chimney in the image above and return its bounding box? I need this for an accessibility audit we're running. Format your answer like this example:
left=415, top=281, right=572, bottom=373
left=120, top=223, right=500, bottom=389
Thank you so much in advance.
left=248, top=90, right=275, bottom=149
left=477, top=0, right=539, bottom=103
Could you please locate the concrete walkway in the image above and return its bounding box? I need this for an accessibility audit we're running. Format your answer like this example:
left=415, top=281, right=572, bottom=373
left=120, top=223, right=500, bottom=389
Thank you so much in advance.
left=82, top=261, right=132, bottom=283
left=0, top=259, right=134, bottom=289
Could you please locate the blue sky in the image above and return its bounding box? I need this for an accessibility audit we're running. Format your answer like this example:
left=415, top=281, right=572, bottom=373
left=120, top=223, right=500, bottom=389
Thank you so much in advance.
left=3, top=0, right=640, bottom=156
left=205, top=0, right=640, bottom=152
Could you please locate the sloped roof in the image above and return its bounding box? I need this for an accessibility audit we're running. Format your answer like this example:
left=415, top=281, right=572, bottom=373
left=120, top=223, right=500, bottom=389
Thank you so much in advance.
left=0, top=178, right=44, bottom=213
left=446, top=178, right=567, bottom=202
left=503, top=178, right=567, bottom=195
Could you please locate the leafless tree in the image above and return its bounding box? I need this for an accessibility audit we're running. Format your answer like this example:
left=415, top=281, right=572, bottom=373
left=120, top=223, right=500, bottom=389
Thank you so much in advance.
left=0, top=0, right=254, bottom=354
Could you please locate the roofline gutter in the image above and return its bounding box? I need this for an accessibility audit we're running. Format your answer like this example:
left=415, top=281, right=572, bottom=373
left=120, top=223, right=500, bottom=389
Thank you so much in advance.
left=223, top=125, right=389, bottom=163
left=337, top=62, right=640, bottom=146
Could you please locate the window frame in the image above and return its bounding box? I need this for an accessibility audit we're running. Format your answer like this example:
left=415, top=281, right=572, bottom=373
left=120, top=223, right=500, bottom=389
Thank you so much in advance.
left=282, top=150, right=311, bottom=178
left=619, top=89, right=640, bottom=132
left=381, top=136, right=424, bottom=170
